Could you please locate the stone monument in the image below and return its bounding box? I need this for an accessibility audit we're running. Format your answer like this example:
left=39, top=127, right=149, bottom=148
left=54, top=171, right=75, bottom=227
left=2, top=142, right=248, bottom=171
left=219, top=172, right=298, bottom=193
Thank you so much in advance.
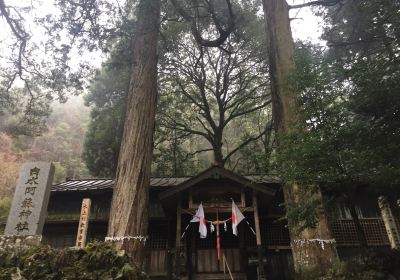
left=5, top=162, right=55, bottom=236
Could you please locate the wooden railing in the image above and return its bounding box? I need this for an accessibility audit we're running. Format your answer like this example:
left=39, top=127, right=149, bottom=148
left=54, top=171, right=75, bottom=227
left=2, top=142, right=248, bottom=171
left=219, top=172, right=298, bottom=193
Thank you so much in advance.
left=331, top=218, right=390, bottom=246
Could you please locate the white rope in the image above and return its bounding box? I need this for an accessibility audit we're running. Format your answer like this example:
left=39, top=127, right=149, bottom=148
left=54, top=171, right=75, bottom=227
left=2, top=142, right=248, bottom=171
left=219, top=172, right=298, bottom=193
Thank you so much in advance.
left=292, top=238, right=336, bottom=250
left=105, top=235, right=148, bottom=245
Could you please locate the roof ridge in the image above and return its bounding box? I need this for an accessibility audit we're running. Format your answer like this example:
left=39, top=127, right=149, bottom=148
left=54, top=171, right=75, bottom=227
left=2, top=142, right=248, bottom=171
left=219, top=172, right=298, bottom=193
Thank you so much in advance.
left=66, top=178, right=113, bottom=181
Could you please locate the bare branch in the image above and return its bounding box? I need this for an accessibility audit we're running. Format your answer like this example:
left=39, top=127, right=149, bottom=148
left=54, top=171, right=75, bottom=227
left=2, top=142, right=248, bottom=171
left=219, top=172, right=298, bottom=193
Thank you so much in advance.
left=223, top=122, right=273, bottom=163
left=0, top=0, right=29, bottom=78
left=289, top=0, right=342, bottom=9
left=225, top=100, right=272, bottom=125
left=169, top=0, right=235, bottom=47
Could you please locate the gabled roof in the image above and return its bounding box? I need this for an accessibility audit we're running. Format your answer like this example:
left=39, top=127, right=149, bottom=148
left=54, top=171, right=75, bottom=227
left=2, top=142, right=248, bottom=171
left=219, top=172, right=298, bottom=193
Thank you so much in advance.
left=159, top=165, right=278, bottom=200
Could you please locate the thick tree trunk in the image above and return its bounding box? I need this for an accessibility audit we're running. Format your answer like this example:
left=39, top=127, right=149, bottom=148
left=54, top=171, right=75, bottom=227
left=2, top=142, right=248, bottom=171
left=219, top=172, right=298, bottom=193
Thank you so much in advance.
left=213, top=129, right=224, bottom=166
left=262, top=0, right=337, bottom=272
left=285, top=185, right=337, bottom=271
left=263, top=0, right=296, bottom=131
left=107, top=0, right=161, bottom=264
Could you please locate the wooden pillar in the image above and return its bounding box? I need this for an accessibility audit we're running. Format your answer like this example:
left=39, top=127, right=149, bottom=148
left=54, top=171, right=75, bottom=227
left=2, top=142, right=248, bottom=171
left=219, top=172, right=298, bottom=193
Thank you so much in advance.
left=174, top=198, right=182, bottom=279
left=378, top=196, right=400, bottom=249
left=76, top=198, right=91, bottom=248
left=253, top=191, right=266, bottom=280
left=167, top=218, right=173, bottom=280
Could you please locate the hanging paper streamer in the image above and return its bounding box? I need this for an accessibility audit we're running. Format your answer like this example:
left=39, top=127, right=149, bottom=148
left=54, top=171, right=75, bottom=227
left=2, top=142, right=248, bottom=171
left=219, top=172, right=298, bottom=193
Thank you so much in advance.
left=224, top=222, right=227, bottom=232
left=210, top=223, right=215, bottom=232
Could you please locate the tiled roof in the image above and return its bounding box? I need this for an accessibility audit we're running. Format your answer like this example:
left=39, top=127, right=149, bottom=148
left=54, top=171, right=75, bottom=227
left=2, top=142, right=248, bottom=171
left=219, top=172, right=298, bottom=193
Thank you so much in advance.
left=51, top=177, right=191, bottom=192
left=51, top=175, right=280, bottom=192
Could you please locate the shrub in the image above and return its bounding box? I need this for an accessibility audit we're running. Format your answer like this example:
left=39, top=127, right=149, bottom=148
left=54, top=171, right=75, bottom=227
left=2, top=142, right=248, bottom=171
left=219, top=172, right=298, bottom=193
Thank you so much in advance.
left=296, top=248, right=400, bottom=280
left=0, top=241, right=148, bottom=280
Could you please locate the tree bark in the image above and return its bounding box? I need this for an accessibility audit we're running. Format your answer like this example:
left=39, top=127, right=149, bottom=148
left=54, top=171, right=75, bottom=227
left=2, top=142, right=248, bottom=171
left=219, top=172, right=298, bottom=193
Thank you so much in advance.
left=262, top=0, right=337, bottom=271
left=285, top=185, right=337, bottom=271
left=263, top=0, right=296, bottom=132
left=107, top=0, right=161, bottom=264
left=213, top=129, right=224, bottom=166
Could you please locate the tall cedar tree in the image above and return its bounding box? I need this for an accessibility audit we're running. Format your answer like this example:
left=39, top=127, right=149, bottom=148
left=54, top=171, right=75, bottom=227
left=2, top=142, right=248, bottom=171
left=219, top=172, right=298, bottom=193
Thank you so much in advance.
left=107, top=0, right=161, bottom=262
left=262, top=0, right=338, bottom=271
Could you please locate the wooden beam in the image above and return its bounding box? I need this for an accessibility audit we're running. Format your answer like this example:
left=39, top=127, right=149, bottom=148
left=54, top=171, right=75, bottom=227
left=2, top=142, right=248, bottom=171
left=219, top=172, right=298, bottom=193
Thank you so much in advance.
left=253, top=191, right=266, bottom=279
left=174, top=198, right=182, bottom=278
left=184, top=207, right=254, bottom=214
left=241, top=189, right=246, bottom=207
left=176, top=201, right=182, bottom=248
left=253, top=192, right=262, bottom=246
left=189, top=188, right=194, bottom=209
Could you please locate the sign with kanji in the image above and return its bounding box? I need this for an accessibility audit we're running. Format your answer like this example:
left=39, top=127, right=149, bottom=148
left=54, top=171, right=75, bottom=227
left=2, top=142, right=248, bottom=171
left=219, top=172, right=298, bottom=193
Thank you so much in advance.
left=76, top=198, right=91, bottom=248
left=5, top=162, right=55, bottom=236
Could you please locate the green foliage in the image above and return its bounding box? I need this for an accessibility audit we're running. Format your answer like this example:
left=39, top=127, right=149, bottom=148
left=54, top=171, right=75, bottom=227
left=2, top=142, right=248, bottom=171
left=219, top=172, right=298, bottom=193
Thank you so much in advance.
left=0, top=241, right=148, bottom=280
left=283, top=188, right=322, bottom=231
left=320, top=0, right=400, bottom=189
left=296, top=249, right=400, bottom=280
left=277, top=1, right=400, bottom=226
left=53, top=162, right=67, bottom=183
left=82, top=38, right=130, bottom=177
left=0, top=197, right=11, bottom=221
left=277, top=38, right=400, bottom=226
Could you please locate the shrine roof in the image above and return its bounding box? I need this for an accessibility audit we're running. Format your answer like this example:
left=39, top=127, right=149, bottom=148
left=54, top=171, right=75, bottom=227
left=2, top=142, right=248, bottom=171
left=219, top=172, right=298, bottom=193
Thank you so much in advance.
left=159, top=166, right=279, bottom=199
left=51, top=177, right=191, bottom=192
left=51, top=171, right=280, bottom=193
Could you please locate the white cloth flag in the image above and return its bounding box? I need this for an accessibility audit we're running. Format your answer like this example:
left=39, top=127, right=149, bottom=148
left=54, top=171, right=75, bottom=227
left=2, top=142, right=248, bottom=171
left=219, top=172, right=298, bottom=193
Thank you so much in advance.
left=232, top=200, right=245, bottom=236
left=190, top=203, right=207, bottom=238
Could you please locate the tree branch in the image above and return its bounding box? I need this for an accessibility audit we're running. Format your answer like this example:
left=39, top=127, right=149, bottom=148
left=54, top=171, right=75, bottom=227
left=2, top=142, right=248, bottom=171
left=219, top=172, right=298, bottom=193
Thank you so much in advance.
left=289, top=0, right=342, bottom=9
left=0, top=0, right=28, bottom=78
left=223, top=122, right=273, bottom=163
left=169, top=0, right=235, bottom=47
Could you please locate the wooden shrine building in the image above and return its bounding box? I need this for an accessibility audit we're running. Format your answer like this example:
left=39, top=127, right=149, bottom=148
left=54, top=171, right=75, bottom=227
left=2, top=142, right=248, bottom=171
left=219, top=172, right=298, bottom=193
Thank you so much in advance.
left=20, top=166, right=396, bottom=279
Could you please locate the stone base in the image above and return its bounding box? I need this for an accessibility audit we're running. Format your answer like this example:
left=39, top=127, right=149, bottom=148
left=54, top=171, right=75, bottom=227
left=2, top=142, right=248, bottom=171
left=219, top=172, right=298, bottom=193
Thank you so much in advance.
left=0, top=235, right=42, bottom=249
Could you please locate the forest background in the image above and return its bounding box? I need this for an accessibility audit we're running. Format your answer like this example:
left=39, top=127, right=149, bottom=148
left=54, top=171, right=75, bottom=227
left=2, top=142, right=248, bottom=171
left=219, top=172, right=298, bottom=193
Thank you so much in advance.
left=0, top=0, right=317, bottom=208
left=0, top=0, right=399, bottom=227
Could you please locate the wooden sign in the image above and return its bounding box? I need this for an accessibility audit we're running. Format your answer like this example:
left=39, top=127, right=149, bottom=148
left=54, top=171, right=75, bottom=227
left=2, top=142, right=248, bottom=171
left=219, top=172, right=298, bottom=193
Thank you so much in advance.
left=76, top=198, right=91, bottom=248
left=5, top=162, right=55, bottom=236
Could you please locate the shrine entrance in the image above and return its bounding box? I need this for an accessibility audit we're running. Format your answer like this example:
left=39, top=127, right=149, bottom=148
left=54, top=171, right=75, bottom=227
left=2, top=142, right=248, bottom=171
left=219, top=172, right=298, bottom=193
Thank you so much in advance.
left=187, top=212, right=245, bottom=274
left=159, top=166, right=277, bottom=280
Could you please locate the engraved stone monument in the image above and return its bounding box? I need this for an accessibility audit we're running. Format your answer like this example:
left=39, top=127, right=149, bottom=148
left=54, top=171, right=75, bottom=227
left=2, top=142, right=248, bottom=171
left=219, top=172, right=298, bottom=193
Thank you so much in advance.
left=5, top=162, right=55, bottom=236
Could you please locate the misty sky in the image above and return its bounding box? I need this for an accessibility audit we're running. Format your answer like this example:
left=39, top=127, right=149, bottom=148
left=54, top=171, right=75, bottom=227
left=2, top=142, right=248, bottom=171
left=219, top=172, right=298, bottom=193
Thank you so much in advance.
left=0, top=0, right=325, bottom=75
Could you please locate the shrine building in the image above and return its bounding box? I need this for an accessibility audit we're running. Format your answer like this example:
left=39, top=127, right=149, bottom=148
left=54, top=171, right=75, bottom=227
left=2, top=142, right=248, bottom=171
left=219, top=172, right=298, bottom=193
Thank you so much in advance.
left=24, top=166, right=397, bottom=279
